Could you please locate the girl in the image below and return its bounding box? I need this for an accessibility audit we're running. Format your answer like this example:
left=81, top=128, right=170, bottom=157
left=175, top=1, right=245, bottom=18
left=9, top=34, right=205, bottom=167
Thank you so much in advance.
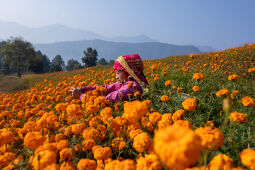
left=69, top=54, right=148, bottom=103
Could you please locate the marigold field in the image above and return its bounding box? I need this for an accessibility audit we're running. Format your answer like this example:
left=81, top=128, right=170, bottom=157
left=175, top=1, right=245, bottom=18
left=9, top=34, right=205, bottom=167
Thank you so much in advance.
left=0, top=44, right=255, bottom=170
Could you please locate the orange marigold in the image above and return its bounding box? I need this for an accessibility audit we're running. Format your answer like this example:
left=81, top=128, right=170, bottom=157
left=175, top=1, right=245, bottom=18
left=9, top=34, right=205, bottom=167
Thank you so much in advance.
left=229, top=112, right=247, bottom=124
left=0, top=129, right=15, bottom=147
left=228, top=74, right=238, bottom=80
left=66, top=104, right=82, bottom=117
left=241, top=96, right=255, bottom=107
left=216, top=88, right=229, bottom=98
left=165, top=80, right=172, bottom=86
left=157, top=113, right=173, bottom=129
left=172, top=109, right=185, bottom=122
left=182, top=98, right=197, bottom=111
left=161, top=95, right=170, bottom=102
left=24, top=132, right=46, bottom=150
left=32, top=150, right=57, bottom=170
left=195, top=127, right=224, bottom=150
left=193, top=73, right=204, bottom=81
left=192, top=86, right=200, bottom=92
left=105, top=159, right=136, bottom=170
left=133, top=132, right=152, bottom=153
left=240, top=148, right=255, bottom=170
left=154, top=126, right=202, bottom=170
left=77, top=159, right=97, bottom=170
left=208, top=153, right=234, bottom=169
left=92, top=146, right=112, bottom=160
left=136, top=154, right=162, bottom=170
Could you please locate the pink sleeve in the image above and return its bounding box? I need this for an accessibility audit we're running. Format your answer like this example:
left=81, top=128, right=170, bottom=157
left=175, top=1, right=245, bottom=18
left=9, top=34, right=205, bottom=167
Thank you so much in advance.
left=104, top=81, right=142, bottom=103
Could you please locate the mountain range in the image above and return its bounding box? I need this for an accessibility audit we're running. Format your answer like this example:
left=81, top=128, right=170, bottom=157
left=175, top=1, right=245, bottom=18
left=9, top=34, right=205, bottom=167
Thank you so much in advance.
left=0, top=20, right=216, bottom=62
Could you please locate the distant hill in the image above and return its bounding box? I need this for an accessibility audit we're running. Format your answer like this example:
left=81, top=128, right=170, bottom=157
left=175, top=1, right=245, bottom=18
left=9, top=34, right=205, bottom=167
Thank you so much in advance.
left=34, top=39, right=201, bottom=62
left=0, top=20, right=158, bottom=43
left=197, top=45, right=217, bottom=52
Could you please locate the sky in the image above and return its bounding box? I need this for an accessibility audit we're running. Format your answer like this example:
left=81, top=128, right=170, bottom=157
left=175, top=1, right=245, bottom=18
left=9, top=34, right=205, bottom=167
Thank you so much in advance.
left=0, top=0, right=255, bottom=50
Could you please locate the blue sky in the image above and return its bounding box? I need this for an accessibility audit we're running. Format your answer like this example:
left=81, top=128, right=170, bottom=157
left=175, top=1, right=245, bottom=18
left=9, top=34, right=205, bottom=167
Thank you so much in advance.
left=0, top=0, right=254, bottom=49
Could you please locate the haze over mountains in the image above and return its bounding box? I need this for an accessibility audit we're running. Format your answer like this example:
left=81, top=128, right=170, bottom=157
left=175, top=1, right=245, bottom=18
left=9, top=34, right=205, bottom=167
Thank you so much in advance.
left=0, top=20, right=215, bottom=62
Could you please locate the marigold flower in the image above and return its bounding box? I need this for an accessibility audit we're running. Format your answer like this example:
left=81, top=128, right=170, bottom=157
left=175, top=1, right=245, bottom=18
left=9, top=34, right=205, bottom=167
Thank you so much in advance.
left=173, top=120, right=192, bottom=129
left=122, top=100, right=149, bottom=124
left=208, top=153, right=234, bottom=169
left=77, top=159, right=97, bottom=170
left=0, top=129, right=15, bottom=147
left=60, top=161, right=76, bottom=170
left=71, top=123, right=86, bottom=134
left=134, top=91, right=141, bottom=97
left=182, top=98, right=197, bottom=111
left=149, top=112, right=162, bottom=125
left=105, top=159, right=136, bottom=170
left=216, top=88, right=229, bottom=98
left=165, top=80, right=172, bottom=86
left=228, top=74, right=238, bottom=80
left=112, top=138, right=126, bottom=150
left=193, top=73, right=204, bottom=81
left=240, top=148, right=255, bottom=170
left=157, top=113, right=173, bottom=129
left=100, top=107, right=113, bottom=119
left=127, top=82, right=134, bottom=88
left=92, top=146, right=112, bottom=160
left=129, top=129, right=143, bottom=139
left=136, top=154, right=162, bottom=170
left=57, top=140, right=69, bottom=151
left=154, top=126, right=202, bottom=169
left=204, top=121, right=214, bottom=128
left=66, top=104, right=82, bottom=117
left=172, top=109, right=185, bottom=122
left=195, top=127, right=224, bottom=150
left=59, top=148, right=72, bottom=162
left=161, top=95, right=170, bottom=102
left=24, top=132, right=46, bottom=150
left=0, top=152, right=16, bottom=168
left=133, top=132, right=152, bottom=153
left=192, top=86, right=200, bottom=92
left=82, top=128, right=100, bottom=140
left=82, top=139, right=96, bottom=152
left=229, top=112, right=247, bottom=124
left=32, top=150, right=57, bottom=170
left=241, top=96, right=255, bottom=107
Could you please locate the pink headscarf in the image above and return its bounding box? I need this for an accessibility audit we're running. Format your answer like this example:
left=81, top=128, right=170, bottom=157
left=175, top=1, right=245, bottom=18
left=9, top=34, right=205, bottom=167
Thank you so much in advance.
left=114, top=54, right=148, bottom=85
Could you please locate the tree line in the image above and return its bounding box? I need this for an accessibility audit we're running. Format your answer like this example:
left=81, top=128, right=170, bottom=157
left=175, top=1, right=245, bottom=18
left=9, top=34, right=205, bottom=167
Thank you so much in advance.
left=0, top=37, right=114, bottom=78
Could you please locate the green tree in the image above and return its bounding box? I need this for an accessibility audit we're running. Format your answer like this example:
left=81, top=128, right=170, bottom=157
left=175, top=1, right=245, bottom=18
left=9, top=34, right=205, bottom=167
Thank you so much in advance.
left=0, top=37, right=36, bottom=78
left=81, top=47, right=98, bottom=67
left=28, top=50, right=50, bottom=73
left=50, top=54, right=65, bottom=72
left=66, top=59, right=82, bottom=71
left=97, top=58, right=108, bottom=65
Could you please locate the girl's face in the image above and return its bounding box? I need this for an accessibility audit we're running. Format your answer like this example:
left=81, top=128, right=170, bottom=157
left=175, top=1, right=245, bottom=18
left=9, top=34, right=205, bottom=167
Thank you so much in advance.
left=115, top=70, right=128, bottom=83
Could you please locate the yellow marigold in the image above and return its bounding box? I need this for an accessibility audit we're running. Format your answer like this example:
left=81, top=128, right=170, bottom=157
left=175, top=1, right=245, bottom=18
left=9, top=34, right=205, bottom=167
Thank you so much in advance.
left=66, top=104, right=82, bottom=117
left=208, top=154, right=234, bottom=169
left=82, top=139, right=96, bottom=152
left=133, top=132, right=152, bottom=153
left=229, top=112, right=247, bottom=124
left=112, top=137, right=126, bottom=150
left=182, top=98, right=197, bottom=111
left=165, top=80, right=172, bottom=86
left=154, top=126, right=202, bottom=170
left=161, top=95, right=170, bottom=102
left=129, top=129, right=143, bottom=139
left=172, top=109, right=185, bottom=122
left=240, top=148, right=255, bottom=170
left=136, top=154, right=162, bottom=170
left=92, top=146, right=112, bottom=160
left=77, top=159, right=97, bottom=170
left=216, top=88, right=229, bottom=98
left=195, top=127, right=224, bottom=150
left=0, top=129, right=15, bottom=147
left=24, top=132, right=46, bottom=150
left=157, top=113, right=173, bottom=129
left=149, top=112, right=162, bottom=125
left=228, top=74, right=238, bottom=80
left=193, top=73, right=204, bottom=81
left=32, top=150, right=57, bottom=170
left=122, top=100, right=149, bottom=124
left=192, top=85, right=200, bottom=92
left=105, top=159, right=136, bottom=170
left=241, top=96, right=255, bottom=107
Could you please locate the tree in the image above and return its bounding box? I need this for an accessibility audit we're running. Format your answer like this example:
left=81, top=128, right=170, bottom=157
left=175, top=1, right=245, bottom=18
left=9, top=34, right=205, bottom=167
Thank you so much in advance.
left=50, top=54, right=65, bottom=72
left=97, top=58, right=108, bottom=65
left=81, top=47, right=98, bottom=67
left=109, top=60, right=115, bottom=65
left=66, top=59, right=82, bottom=71
left=0, top=37, right=36, bottom=78
left=28, top=50, right=50, bottom=73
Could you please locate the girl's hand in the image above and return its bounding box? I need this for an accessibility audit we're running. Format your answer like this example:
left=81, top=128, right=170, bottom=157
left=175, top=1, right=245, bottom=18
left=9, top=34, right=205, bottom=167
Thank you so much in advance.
left=69, top=87, right=82, bottom=99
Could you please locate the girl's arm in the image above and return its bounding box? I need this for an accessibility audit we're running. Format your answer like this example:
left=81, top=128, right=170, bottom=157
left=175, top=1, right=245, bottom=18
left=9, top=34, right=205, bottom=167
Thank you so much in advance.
left=80, top=82, right=120, bottom=94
